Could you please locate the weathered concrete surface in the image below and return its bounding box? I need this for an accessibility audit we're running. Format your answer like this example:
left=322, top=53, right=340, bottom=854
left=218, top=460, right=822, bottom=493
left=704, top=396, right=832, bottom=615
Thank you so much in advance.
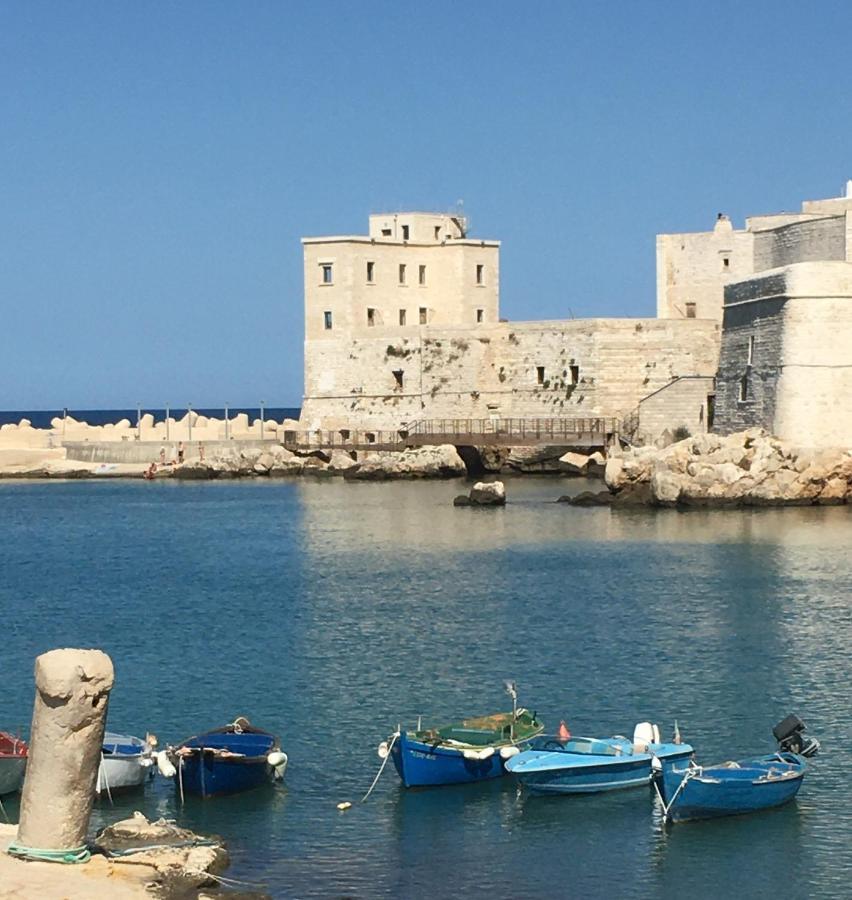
left=17, top=649, right=114, bottom=853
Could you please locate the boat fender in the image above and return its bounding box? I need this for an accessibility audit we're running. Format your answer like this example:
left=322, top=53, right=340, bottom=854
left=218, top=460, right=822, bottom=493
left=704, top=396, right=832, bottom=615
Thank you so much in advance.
left=462, top=749, right=480, bottom=760
left=651, top=755, right=662, bottom=772
left=140, top=757, right=154, bottom=768
left=478, top=747, right=495, bottom=760
left=268, top=750, right=288, bottom=768
left=500, top=746, right=520, bottom=760
left=156, top=751, right=176, bottom=778
left=337, top=801, right=352, bottom=811
left=377, top=741, right=389, bottom=759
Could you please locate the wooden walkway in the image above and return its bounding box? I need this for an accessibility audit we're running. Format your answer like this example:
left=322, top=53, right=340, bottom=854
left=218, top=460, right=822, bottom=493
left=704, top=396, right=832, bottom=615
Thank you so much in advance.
left=282, top=417, right=618, bottom=452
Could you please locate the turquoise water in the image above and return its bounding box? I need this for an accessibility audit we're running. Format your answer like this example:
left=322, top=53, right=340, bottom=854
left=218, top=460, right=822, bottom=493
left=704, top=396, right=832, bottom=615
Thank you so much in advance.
left=2, top=477, right=851, bottom=898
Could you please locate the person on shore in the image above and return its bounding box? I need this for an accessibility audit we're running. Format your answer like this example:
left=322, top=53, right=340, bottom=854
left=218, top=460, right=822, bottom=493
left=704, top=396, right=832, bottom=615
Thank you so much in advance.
left=199, top=443, right=205, bottom=462
left=159, top=445, right=166, bottom=465
left=177, top=441, right=185, bottom=464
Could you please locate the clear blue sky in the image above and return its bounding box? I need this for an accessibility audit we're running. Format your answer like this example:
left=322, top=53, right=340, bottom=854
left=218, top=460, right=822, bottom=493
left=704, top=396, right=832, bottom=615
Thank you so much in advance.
left=2, top=1, right=849, bottom=409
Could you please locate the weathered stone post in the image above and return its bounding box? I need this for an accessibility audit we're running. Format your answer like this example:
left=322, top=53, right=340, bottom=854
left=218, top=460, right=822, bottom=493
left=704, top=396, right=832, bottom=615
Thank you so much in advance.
left=16, top=649, right=114, bottom=854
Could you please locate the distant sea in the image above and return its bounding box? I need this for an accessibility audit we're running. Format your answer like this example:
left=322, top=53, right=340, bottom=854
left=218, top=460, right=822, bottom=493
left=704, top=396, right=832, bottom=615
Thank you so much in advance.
left=0, top=407, right=301, bottom=428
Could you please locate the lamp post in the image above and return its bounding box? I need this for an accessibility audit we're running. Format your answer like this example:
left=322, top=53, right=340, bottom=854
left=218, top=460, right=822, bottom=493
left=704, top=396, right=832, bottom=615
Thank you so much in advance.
left=260, top=400, right=265, bottom=440
left=224, top=403, right=229, bottom=441
left=188, top=404, right=192, bottom=443
left=137, top=403, right=141, bottom=440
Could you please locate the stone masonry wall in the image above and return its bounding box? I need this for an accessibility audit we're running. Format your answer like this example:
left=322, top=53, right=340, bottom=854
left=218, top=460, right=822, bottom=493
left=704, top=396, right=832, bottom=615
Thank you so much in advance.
left=752, top=216, right=846, bottom=272
left=301, top=319, right=720, bottom=430
left=637, top=376, right=716, bottom=444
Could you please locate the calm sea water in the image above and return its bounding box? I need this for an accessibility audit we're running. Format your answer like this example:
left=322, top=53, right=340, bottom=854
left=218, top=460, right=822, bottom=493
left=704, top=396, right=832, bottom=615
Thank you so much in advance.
left=1, top=477, right=851, bottom=898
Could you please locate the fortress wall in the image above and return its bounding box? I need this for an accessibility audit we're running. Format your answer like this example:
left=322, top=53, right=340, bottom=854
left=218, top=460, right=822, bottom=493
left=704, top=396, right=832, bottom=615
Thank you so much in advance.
left=715, top=262, right=852, bottom=447
left=637, top=376, right=716, bottom=443
left=752, top=216, right=846, bottom=272
left=301, top=319, right=720, bottom=431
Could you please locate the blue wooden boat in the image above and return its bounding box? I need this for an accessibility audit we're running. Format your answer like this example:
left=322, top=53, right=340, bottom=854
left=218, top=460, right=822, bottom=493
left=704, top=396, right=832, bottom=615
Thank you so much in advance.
left=655, top=714, right=820, bottom=823
left=383, top=683, right=544, bottom=787
left=172, top=717, right=288, bottom=799
left=506, top=722, right=693, bottom=794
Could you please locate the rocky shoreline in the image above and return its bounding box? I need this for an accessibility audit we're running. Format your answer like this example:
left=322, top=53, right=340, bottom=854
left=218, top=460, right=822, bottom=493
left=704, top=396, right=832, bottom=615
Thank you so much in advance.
left=604, top=429, right=852, bottom=508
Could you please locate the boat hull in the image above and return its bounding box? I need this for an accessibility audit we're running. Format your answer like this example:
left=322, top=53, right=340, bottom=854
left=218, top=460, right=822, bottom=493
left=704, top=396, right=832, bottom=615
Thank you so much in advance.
left=97, top=756, right=150, bottom=795
left=0, top=757, right=26, bottom=795
left=178, top=752, right=273, bottom=798
left=507, top=737, right=693, bottom=795
left=391, top=731, right=506, bottom=787
left=659, top=753, right=806, bottom=822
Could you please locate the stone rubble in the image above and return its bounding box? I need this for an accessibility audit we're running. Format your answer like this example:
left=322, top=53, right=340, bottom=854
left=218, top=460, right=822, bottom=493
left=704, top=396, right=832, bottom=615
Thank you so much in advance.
left=606, top=429, right=852, bottom=507
left=454, top=480, right=506, bottom=507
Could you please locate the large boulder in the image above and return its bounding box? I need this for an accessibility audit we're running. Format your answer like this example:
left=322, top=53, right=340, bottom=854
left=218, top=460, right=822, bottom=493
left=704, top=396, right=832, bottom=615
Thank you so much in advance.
left=558, top=490, right=613, bottom=506
left=559, top=451, right=592, bottom=474
left=651, top=469, right=682, bottom=505
left=469, top=480, right=506, bottom=505
left=327, top=449, right=358, bottom=474
left=346, top=445, right=466, bottom=480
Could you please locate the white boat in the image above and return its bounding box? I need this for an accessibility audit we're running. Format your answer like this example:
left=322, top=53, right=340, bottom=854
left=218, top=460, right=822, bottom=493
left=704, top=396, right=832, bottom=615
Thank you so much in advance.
left=96, top=733, right=155, bottom=796
left=0, top=731, right=27, bottom=795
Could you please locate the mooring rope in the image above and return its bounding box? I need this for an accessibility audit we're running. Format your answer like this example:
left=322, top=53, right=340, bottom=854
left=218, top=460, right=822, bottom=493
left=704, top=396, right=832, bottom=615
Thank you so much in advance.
left=360, top=732, right=398, bottom=803
left=178, top=756, right=185, bottom=806
left=0, top=795, right=8, bottom=824
left=100, top=752, right=113, bottom=806
left=7, top=842, right=91, bottom=864
left=652, top=765, right=695, bottom=821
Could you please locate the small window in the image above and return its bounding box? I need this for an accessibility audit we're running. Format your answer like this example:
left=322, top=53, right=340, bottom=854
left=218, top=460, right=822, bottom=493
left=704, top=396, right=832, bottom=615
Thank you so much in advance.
left=419, top=307, right=428, bottom=325
left=434, top=225, right=441, bottom=239
left=367, top=261, right=375, bottom=283
left=536, top=366, right=545, bottom=384
left=476, top=264, right=484, bottom=285
left=399, top=264, right=407, bottom=285
left=323, top=310, right=333, bottom=330
left=399, top=309, right=406, bottom=326
left=747, top=335, right=755, bottom=366
left=476, top=308, right=484, bottom=323
left=723, top=257, right=730, bottom=269
left=392, top=369, right=404, bottom=388
left=739, top=375, right=749, bottom=402
left=381, top=228, right=392, bottom=237
left=419, top=264, right=426, bottom=285
left=685, top=301, right=696, bottom=318
left=570, top=365, right=579, bottom=385
left=321, top=264, right=333, bottom=284
left=367, top=307, right=376, bottom=327
left=402, top=225, right=410, bottom=241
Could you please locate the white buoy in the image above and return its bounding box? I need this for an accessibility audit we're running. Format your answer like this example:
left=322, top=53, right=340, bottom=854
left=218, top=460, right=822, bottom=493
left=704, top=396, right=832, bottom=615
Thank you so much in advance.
left=462, top=749, right=479, bottom=760
left=500, top=746, right=520, bottom=760
left=478, top=747, right=495, bottom=760
left=377, top=741, right=389, bottom=759
left=156, top=751, right=176, bottom=778
left=268, top=751, right=288, bottom=779
left=337, top=801, right=352, bottom=811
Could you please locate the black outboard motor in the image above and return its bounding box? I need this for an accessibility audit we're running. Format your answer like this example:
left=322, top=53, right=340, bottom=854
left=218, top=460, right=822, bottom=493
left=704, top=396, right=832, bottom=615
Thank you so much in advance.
left=773, top=714, right=820, bottom=758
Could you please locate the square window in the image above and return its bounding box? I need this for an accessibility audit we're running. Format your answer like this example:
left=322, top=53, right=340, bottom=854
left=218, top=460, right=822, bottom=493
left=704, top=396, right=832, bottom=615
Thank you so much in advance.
left=367, top=261, right=375, bottom=283
left=723, top=257, right=730, bottom=268
left=399, top=264, right=407, bottom=285
left=392, top=369, right=404, bottom=388
left=537, top=366, right=545, bottom=384
left=402, top=225, right=410, bottom=241
left=381, top=228, right=391, bottom=237
left=321, top=264, right=333, bottom=284
left=476, top=308, right=484, bottom=323
left=323, top=311, right=332, bottom=330
left=685, top=301, right=696, bottom=318
left=419, top=265, right=426, bottom=285
left=419, top=307, right=428, bottom=325
left=367, top=307, right=376, bottom=327
left=476, top=264, right=484, bottom=285
left=399, top=309, right=407, bottom=326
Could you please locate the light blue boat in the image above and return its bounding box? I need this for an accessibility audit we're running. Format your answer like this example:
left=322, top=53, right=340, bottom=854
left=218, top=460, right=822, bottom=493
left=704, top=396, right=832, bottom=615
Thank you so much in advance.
left=655, top=714, right=820, bottom=823
left=506, top=723, right=693, bottom=794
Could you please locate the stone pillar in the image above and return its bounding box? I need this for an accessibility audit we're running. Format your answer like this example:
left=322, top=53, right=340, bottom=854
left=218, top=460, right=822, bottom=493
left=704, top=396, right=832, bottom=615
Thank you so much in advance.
left=17, top=649, right=114, bottom=852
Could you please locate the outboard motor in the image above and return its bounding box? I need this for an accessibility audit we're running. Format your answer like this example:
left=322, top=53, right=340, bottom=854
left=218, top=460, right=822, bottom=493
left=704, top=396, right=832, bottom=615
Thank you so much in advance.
left=773, top=714, right=820, bottom=758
